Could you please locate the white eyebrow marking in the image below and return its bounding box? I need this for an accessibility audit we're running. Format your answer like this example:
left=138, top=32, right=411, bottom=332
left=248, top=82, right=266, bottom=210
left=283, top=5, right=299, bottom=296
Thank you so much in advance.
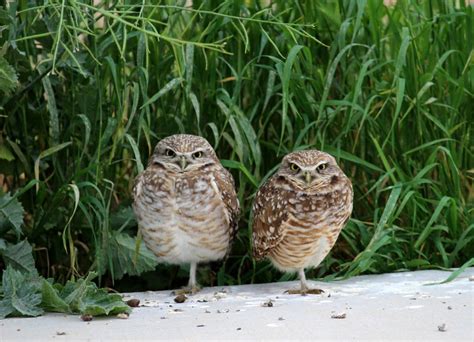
left=315, top=160, right=329, bottom=168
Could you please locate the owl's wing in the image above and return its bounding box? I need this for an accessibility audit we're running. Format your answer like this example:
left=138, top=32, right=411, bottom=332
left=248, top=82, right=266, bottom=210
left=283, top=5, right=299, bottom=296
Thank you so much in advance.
left=252, top=176, right=289, bottom=260
left=213, top=167, right=240, bottom=247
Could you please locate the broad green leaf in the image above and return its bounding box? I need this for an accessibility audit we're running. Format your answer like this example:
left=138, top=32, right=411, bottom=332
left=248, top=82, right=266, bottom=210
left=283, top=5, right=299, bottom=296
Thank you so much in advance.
left=0, top=266, right=43, bottom=318
left=0, top=56, right=17, bottom=95
left=40, top=280, right=70, bottom=313
left=0, top=192, right=24, bottom=237
left=0, top=142, right=14, bottom=161
left=98, top=231, right=158, bottom=280
left=78, top=289, right=130, bottom=316
left=2, top=240, right=37, bottom=274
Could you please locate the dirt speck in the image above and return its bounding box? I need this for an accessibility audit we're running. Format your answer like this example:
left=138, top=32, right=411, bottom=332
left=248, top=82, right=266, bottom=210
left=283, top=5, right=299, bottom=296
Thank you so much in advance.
left=81, top=314, right=93, bottom=322
left=278, top=317, right=285, bottom=321
left=236, top=327, right=242, bottom=331
left=438, top=323, right=447, bottom=332
left=196, top=324, right=205, bottom=328
left=117, top=312, right=129, bottom=319
left=447, top=306, right=452, bottom=310
left=56, top=331, right=66, bottom=336
left=160, top=316, right=167, bottom=320
left=126, top=298, right=140, bottom=307
left=331, top=312, right=347, bottom=319
left=174, top=294, right=187, bottom=303
left=262, top=299, right=273, bottom=307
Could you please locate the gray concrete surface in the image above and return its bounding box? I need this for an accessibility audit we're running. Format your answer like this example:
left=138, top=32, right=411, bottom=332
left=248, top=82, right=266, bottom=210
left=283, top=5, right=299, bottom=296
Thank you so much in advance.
left=1, top=268, right=473, bottom=341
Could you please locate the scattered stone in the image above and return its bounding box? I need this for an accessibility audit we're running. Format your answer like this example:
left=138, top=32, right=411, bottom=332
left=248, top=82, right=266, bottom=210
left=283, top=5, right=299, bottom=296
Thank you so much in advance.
left=204, top=309, right=211, bottom=313
left=173, top=309, right=183, bottom=312
left=81, top=314, right=93, bottom=322
left=262, top=299, right=273, bottom=307
left=331, top=312, right=347, bottom=319
left=236, top=328, right=242, bottom=331
left=213, top=291, right=227, bottom=300
left=217, top=309, right=230, bottom=313
left=117, top=313, right=129, bottom=319
left=438, top=323, right=447, bottom=332
left=278, top=317, right=285, bottom=321
left=56, top=332, right=66, bottom=336
left=196, top=324, right=205, bottom=328
left=197, top=298, right=208, bottom=303
left=447, top=306, right=452, bottom=310
left=160, top=316, right=167, bottom=320
left=174, top=294, right=187, bottom=303
left=469, top=276, right=474, bottom=281
left=126, top=298, right=140, bottom=307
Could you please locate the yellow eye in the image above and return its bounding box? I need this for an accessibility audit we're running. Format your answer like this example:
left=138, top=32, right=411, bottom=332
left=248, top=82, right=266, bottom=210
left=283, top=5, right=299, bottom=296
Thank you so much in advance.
left=317, top=163, right=327, bottom=172
left=290, top=163, right=299, bottom=171
left=165, top=149, right=175, bottom=157
left=193, top=151, right=203, bottom=159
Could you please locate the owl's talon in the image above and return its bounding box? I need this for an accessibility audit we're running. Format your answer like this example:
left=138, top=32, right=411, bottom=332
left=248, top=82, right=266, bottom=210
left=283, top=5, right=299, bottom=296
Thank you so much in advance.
left=171, top=285, right=201, bottom=296
left=284, top=288, right=324, bottom=296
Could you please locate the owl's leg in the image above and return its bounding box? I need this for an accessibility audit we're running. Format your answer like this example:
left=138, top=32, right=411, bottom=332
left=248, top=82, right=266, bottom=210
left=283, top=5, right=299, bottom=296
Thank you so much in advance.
left=171, top=262, right=201, bottom=295
left=187, top=261, right=201, bottom=294
left=285, top=268, right=324, bottom=295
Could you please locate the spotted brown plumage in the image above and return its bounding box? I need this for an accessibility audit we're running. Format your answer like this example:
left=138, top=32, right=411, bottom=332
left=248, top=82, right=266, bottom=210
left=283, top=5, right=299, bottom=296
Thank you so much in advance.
left=132, top=134, right=240, bottom=293
left=252, top=150, right=353, bottom=294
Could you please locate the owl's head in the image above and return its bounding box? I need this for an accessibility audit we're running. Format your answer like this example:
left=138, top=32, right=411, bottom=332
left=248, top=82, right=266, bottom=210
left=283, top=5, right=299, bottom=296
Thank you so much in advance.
left=277, top=150, right=345, bottom=190
left=150, top=134, right=218, bottom=172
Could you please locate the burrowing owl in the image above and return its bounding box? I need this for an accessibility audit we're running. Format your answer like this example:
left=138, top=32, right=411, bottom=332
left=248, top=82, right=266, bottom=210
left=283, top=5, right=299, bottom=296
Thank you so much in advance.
left=252, top=150, right=353, bottom=294
left=132, top=134, right=239, bottom=293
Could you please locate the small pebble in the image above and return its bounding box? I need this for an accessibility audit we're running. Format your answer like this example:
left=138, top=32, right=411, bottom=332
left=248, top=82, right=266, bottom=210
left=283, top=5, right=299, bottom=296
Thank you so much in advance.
left=81, top=314, right=93, bottom=322
left=126, top=298, right=140, bottom=307
left=56, top=332, right=66, bottom=336
left=331, top=312, right=347, bottom=319
left=236, top=328, right=242, bottom=331
left=174, top=294, right=187, bottom=303
left=278, top=317, right=285, bottom=321
left=438, top=323, right=447, bottom=332
left=196, top=324, right=205, bottom=328
left=262, top=299, right=273, bottom=307
left=447, top=306, right=452, bottom=310
left=117, top=313, right=129, bottom=319
left=469, top=276, right=474, bottom=281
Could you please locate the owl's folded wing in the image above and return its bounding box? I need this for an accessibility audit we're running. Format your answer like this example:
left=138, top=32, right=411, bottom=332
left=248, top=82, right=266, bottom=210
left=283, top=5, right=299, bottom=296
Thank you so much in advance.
left=252, top=177, right=289, bottom=260
left=213, top=167, right=241, bottom=245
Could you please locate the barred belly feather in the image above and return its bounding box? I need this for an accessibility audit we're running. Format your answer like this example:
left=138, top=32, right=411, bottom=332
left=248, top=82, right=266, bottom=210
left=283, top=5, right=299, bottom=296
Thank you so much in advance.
left=134, top=169, right=230, bottom=264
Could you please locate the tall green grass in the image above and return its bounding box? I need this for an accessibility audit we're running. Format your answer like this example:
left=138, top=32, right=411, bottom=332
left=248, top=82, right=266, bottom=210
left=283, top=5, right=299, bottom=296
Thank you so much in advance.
left=0, top=0, right=472, bottom=289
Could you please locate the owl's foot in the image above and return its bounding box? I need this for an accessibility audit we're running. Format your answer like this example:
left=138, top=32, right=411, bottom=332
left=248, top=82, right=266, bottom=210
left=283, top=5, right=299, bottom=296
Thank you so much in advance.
left=172, top=285, right=201, bottom=296
left=284, top=288, right=324, bottom=296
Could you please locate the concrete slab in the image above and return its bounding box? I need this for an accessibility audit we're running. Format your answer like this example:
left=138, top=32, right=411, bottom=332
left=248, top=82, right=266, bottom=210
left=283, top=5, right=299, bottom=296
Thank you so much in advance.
left=1, top=269, right=473, bottom=341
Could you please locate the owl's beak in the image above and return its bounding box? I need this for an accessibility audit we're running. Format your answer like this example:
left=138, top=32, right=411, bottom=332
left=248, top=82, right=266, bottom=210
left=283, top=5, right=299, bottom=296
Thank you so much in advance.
left=304, top=171, right=312, bottom=185
left=180, top=156, right=187, bottom=170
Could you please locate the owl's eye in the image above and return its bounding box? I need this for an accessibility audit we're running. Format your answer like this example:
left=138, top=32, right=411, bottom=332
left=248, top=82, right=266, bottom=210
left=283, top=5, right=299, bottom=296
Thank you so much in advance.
left=165, top=149, right=175, bottom=157
left=290, top=163, right=300, bottom=172
left=317, top=163, right=327, bottom=172
left=192, top=151, right=203, bottom=159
